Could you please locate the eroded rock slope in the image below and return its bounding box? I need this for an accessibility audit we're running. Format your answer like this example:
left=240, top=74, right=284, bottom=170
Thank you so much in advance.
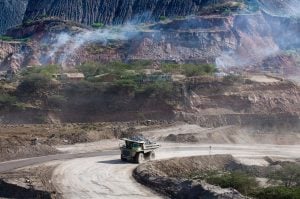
left=0, top=0, right=28, bottom=34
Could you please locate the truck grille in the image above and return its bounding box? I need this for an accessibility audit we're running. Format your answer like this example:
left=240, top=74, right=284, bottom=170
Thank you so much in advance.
left=122, top=150, right=130, bottom=156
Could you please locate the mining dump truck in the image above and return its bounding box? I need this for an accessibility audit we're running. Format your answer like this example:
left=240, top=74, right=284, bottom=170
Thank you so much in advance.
left=119, top=137, right=160, bottom=163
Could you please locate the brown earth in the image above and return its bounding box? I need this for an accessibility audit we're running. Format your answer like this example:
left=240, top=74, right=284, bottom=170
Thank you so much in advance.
left=133, top=155, right=247, bottom=199
left=0, top=163, right=61, bottom=199
left=1, top=76, right=300, bottom=126
left=1, top=123, right=299, bottom=199
left=133, top=155, right=299, bottom=199
left=1, top=76, right=299, bottom=161
left=163, top=126, right=300, bottom=145
left=0, top=121, right=172, bottom=162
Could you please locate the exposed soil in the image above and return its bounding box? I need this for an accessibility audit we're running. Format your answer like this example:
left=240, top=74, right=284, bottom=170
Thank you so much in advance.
left=142, top=124, right=300, bottom=145
left=133, top=155, right=246, bottom=199
left=0, top=162, right=61, bottom=199
left=133, top=155, right=299, bottom=199
left=0, top=121, right=172, bottom=162
left=47, top=123, right=300, bottom=199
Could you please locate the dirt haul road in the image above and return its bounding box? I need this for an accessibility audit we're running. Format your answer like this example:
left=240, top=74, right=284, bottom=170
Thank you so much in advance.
left=52, top=144, right=300, bottom=199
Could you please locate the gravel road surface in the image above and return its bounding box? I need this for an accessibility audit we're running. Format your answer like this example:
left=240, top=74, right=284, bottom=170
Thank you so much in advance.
left=52, top=144, right=300, bottom=199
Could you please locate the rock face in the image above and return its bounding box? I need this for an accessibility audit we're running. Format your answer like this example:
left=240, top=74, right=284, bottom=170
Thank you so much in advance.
left=0, top=0, right=28, bottom=34
left=0, top=0, right=298, bottom=34
left=2, top=11, right=300, bottom=73
left=259, top=0, right=300, bottom=16
left=22, top=0, right=300, bottom=26
left=0, top=0, right=299, bottom=72
left=0, top=41, right=26, bottom=72
left=23, top=0, right=234, bottom=25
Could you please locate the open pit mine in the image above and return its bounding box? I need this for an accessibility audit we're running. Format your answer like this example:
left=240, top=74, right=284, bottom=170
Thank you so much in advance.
left=0, top=0, right=300, bottom=199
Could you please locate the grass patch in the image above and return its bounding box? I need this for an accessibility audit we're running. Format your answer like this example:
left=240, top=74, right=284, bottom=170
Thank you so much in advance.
left=21, top=65, right=60, bottom=78
left=161, top=63, right=217, bottom=77
left=202, top=1, right=245, bottom=15
left=77, top=61, right=152, bottom=80
left=92, top=22, right=104, bottom=29
left=188, top=163, right=300, bottom=198
left=17, top=74, right=55, bottom=98
left=0, top=94, right=17, bottom=108
left=159, top=16, right=168, bottom=21
left=253, top=186, right=300, bottom=199
left=205, top=171, right=258, bottom=196
left=0, top=35, right=13, bottom=41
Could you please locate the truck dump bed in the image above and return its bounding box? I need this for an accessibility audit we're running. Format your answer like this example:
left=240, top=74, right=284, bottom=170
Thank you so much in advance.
left=144, top=143, right=160, bottom=150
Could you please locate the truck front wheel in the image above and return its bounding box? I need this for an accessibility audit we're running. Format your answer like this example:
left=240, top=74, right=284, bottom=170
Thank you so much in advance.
left=136, top=153, right=145, bottom=164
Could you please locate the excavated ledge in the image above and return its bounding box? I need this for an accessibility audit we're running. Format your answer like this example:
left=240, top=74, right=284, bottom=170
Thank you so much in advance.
left=133, top=155, right=247, bottom=199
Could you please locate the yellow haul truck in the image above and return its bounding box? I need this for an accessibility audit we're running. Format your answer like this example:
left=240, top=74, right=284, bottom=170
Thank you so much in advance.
left=120, top=137, right=160, bottom=163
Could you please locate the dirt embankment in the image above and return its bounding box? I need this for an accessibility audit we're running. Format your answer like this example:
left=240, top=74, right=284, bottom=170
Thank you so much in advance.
left=133, top=155, right=247, bottom=199
left=133, top=155, right=299, bottom=199
left=143, top=125, right=300, bottom=145
left=2, top=77, right=300, bottom=127
left=175, top=78, right=300, bottom=128
left=0, top=163, right=61, bottom=199
left=0, top=121, right=172, bottom=162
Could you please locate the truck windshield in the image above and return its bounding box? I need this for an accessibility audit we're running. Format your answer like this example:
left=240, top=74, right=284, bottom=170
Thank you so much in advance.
left=132, top=143, right=139, bottom=148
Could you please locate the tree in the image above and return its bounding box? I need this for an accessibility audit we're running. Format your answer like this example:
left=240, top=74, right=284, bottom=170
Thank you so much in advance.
left=268, top=163, right=300, bottom=188
left=17, top=74, right=53, bottom=98
left=0, top=94, right=17, bottom=109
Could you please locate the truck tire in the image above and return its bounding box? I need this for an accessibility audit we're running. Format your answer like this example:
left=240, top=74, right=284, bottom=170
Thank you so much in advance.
left=121, top=155, right=126, bottom=161
left=136, top=153, right=145, bottom=164
left=150, top=151, right=155, bottom=160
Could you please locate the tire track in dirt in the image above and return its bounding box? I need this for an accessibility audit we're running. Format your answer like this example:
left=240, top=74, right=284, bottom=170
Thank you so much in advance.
left=52, top=144, right=300, bottom=199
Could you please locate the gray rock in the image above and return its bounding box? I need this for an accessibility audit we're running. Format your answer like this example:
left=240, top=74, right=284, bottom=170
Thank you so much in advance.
left=0, top=0, right=28, bottom=34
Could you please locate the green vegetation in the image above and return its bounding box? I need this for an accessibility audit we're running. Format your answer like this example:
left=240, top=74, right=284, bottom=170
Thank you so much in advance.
left=0, top=94, right=17, bottom=108
left=0, top=35, right=30, bottom=43
left=161, top=63, right=217, bottom=77
left=14, top=66, right=60, bottom=109
left=0, top=35, right=13, bottom=41
left=76, top=61, right=217, bottom=97
left=207, top=171, right=257, bottom=195
left=159, top=16, right=168, bottom=21
left=16, top=65, right=59, bottom=98
left=76, top=61, right=174, bottom=96
left=37, top=14, right=48, bottom=19
left=21, top=65, right=59, bottom=78
left=2, top=60, right=216, bottom=114
left=77, top=61, right=150, bottom=79
left=198, top=171, right=258, bottom=196
left=203, top=1, right=245, bottom=15
left=268, top=163, right=300, bottom=188
left=92, top=22, right=104, bottom=29
left=254, top=186, right=300, bottom=199
left=188, top=163, right=300, bottom=199
left=0, top=94, right=26, bottom=110
left=23, top=19, right=34, bottom=26
left=17, top=74, right=54, bottom=98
